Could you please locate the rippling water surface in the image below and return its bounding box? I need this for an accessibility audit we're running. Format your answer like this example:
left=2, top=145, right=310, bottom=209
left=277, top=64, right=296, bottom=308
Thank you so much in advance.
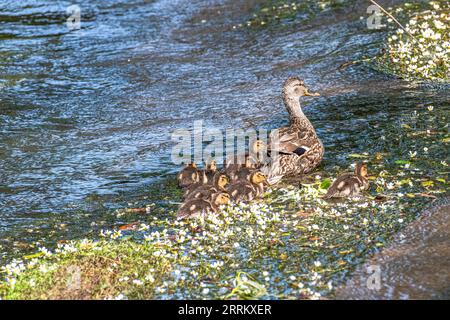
left=0, top=0, right=448, bottom=261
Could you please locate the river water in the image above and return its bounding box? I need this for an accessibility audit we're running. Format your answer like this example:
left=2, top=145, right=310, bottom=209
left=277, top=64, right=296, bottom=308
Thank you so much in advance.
left=0, top=0, right=448, bottom=263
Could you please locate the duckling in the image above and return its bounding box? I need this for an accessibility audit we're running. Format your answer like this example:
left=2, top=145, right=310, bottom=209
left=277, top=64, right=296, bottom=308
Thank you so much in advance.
left=324, top=163, right=369, bottom=199
left=235, top=157, right=255, bottom=181
left=182, top=170, right=208, bottom=195
left=261, top=77, right=323, bottom=185
left=202, top=159, right=218, bottom=183
left=177, top=192, right=230, bottom=220
left=177, top=163, right=200, bottom=188
left=247, top=139, right=269, bottom=168
left=227, top=171, right=267, bottom=203
left=184, top=171, right=229, bottom=199
left=222, top=140, right=266, bottom=179
left=185, top=173, right=230, bottom=201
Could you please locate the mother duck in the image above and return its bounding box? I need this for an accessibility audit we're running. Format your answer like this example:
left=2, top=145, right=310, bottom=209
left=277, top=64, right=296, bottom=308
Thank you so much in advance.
left=262, top=77, right=324, bottom=185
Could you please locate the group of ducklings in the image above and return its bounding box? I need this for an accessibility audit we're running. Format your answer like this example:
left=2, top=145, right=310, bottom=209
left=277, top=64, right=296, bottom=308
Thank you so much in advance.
left=175, top=76, right=372, bottom=219
left=177, top=158, right=268, bottom=219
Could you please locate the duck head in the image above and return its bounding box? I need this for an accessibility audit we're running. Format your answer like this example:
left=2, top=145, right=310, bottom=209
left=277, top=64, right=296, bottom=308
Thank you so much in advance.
left=283, top=77, right=320, bottom=100
left=216, top=174, right=230, bottom=189
left=250, top=171, right=268, bottom=185
left=212, top=192, right=231, bottom=206
left=355, top=162, right=368, bottom=177
left=206, top=159, right=217, bottom=171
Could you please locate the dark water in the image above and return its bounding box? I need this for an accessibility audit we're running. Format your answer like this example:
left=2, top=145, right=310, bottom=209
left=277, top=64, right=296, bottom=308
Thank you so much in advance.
left=0, top=0, right=448, bottom=261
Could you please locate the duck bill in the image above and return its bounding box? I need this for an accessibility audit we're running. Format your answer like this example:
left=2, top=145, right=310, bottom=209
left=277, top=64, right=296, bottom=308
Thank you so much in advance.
left=304, top=89, right=320, bottom=97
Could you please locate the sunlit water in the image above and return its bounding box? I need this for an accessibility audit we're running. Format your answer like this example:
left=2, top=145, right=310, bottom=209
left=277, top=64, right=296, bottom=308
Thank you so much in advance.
left=0, top=0, right=448, bottom=268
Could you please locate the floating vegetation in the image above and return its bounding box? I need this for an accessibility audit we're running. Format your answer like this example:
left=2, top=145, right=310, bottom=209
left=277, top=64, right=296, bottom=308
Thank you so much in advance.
left=233, top=0, right=350, bottom=28
left=374, top=0, right=450, bottom=82
left=1, top=105, right=448, bottom=300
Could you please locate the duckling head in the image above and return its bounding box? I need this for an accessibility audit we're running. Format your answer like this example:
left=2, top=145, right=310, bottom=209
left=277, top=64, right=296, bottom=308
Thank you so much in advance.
left=206, top=159, right=217, bottom=171
left=217, top=174, right=230, bottom=189
left=283, top=77, right=320, bottom=100
left=213, top=192, right=230, bottom=206
left=251, top=139, right=266, bottom=154
left=355, top=162, right=368, bottom=177
left=250, top=171, right=267, bottom=185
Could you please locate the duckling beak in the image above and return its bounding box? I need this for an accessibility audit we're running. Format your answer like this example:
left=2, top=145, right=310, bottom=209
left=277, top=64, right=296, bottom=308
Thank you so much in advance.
left=304, top=88, right=320, bottom=97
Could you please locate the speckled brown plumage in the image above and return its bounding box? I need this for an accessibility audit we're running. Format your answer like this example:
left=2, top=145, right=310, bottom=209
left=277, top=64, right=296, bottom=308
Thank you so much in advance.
left=262, top=77, right=323, bottom=184
left=226, top=171, right=267, bottom=202
left=177, top=163, right=200, bottom=188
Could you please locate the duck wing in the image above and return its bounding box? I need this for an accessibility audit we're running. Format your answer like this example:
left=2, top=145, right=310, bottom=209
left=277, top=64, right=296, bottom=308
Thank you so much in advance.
left=268, top=126, right=317, bottom=156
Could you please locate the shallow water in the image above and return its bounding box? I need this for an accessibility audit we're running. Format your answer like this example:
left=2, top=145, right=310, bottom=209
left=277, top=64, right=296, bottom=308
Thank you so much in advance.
left=0, top=0, right=448, bottom=264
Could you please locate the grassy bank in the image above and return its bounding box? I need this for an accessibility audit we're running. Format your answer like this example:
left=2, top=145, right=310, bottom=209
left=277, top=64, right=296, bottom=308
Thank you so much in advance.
left=1, top=105, right=448, bottom=300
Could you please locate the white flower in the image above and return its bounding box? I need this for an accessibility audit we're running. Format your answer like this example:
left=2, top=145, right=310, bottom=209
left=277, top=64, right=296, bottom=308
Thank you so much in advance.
left=145, top=274, right=155, bottom=283
left=132, top=279, right=144, bottom=286
left=114, top=294, right=125, bottom=300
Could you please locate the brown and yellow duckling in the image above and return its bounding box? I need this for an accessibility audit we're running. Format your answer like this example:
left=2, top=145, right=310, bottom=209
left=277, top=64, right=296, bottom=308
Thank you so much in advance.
left=202, top=159, right=218, bottom=183
left=177, top=192, right=230, bottom=220
left=182, top=170, right=208, bottom=194
left=247, top=139, right=268, bottom=169
left=184, top=173, right=230, bottom=201
left=184, top=171, right=229, bottom=199
left=222, top=140, right=266, bottom=180
left=177, top=163, right=200, bottom=188
left=227, top=171, right=267, bottom=203
left=324, top=163, right=369, bottom=199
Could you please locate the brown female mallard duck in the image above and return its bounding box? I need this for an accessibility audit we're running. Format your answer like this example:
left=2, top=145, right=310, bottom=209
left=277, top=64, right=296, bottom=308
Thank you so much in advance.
left=227, top=171, right=267, bottom=202
left=324, top=163, right=369, bottom=199
left=177, top=192, right=230, bottom=220
left=177, top=163, right=200, bottom=188
left=261, top=77, right=323, bottom=185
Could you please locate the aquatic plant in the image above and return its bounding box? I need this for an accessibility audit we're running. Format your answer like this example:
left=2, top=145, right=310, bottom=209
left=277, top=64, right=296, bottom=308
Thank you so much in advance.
left=374, top=1, right=449, bottom=82
left=233, top=0, right=350, bottom=28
